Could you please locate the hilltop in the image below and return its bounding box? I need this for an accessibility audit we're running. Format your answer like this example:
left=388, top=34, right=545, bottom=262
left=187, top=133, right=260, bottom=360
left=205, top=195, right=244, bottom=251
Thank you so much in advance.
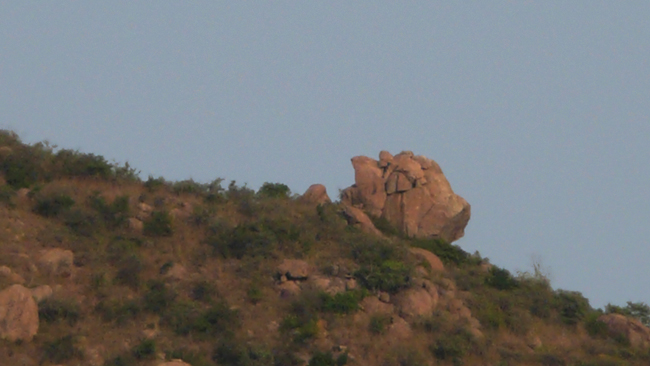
left=0, top=130, right=649, bottom=366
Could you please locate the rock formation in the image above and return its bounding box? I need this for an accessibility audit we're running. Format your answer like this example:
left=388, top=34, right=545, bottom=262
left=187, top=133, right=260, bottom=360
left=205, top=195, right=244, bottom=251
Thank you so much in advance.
left=598, top=313, right=650, bottom=348
left=341, top=150, right=470, bottom=242
left=300, top=184, right=331, bottom=205
left=0, top=284, right=39, bottom=342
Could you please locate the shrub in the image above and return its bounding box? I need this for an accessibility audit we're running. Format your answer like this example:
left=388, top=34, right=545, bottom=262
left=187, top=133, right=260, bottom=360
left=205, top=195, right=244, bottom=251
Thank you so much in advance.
left=207, top=223, right=276, bottom=259
left=585, top=311, right=609, bottom=338
left=95, top=299, right=142, bottom=325
left=190, top=280, right=216, bottom=303
left=89, top=193, right=129, bottom=228
left=281, top=315, right=319, bottom=344
left=410, top=238, right=472, bottom=266
left=143, top=280, right=176, bottom=314
left=485, top=266, right=519, bottom=291
left=144, top=176, right=167, bottom=192
left=430, top=330, right=475, bottom=364
left=52, top=149, right=113, bottom=179
left=165, top=301, right=239, bottom=337
left=555, top=290, right=591, bottom=325
left=38, top=298, right=81, bottom=326
left=33, top=192, right=75, bottom=217
left=257, top=182, right=291, bottom=199
left=143, top=210, right=173, bottom=237
left=308, top=351, right=348, bottom=366
left=355, top=260, right=412, bottom=294
left=104, top=354, right=136, bottom=366
left=247, top=282, right=263, bottom=305
left=41, top=335, right=83, bottom=364
left=320, top=290, right=365, bottom=314
left=369, top=314, right=391, bottom=335
left=132, top=338, right=156, bottom=360
left=0, top=185, right=16, bottom=207
left=114, top=255, right=143, bottom=289
left=369, top=215, right=401, bottom=237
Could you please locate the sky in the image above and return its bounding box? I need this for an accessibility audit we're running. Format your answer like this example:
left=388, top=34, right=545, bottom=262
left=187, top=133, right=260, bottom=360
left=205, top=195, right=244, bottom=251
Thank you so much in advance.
left=1, top=2, right=649, bottom=309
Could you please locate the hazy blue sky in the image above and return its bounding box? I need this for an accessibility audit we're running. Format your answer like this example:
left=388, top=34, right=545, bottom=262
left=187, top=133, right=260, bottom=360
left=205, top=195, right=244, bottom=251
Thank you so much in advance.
left=2, top=2, right=649, bottom=308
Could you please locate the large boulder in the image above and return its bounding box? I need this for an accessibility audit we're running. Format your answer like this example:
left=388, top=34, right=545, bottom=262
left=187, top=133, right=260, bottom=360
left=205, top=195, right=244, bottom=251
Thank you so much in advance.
left=0, top=284, right=39, bottom=342
left=341, top=151, right=470, bottom=242
left=598, top=313, right=650, bottom=348
left=300, top=184, right=331, bottom=205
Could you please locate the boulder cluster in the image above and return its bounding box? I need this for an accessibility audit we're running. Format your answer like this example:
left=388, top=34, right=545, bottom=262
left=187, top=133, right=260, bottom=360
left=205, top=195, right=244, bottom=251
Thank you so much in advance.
left=340, top=150, right=470, bottom=242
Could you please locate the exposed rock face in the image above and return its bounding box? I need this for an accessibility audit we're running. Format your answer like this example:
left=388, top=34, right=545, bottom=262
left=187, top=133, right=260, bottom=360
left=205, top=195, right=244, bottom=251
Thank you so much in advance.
left=409, top=248, right=445, bottom=273
left=158, top=361, right=192, bottom=366
left=341, top=151, right=470, bottom=242
left=598, top=313, right=650, bottom=348
left=300, top=184, right=331, bottom=205
left=341, top=205, right=383, bottom=237
left=0, top=284, right=39, bottom=342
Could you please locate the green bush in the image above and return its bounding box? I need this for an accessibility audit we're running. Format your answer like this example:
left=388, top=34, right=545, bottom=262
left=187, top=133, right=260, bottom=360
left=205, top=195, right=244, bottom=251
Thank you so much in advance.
left=190, top=280, right=216, bottom=303
left=410, top=238, right=472, bottom=266
left=355, top=260, right=412, bottom=294
left=95, top=299, right=142, bottom=325
left=0, top=185, right=16, bottom=207
left=143, top=210, right=173, bottom=237
left=485, top=266, right=519, bottom=291
left=38, top=298, right=81, bottom=326
left=53, top=149, right=114, bottom=179
left=369, top=215, right=401, bottom=237
left=319, top=290, right=365, bottom=314
left=555, top=290, right=591, bottom=325
left=144, top=176, right=167, bottom=192
left=207, top=223, right=276, bottom=259
left=132, top=338, right=156, bottom=360
left=257, top=182, right=291, bottom=199
left=41, top=335, right=83, bottom=364
left=143, top=280, right=177, bottom=314
left=33, top=192, right=75, bottom=217
left=164, top=301, right=239, bottom=337
left=369, top=314, right=391, bottom=334
left=62, top=208, right=98, bottom=236
left=247, top=282, right=263, bottom=305
left=281, top=314, right=319, bottom=344
left=308, top=351, right=348, bottom=366
left=430, top=330, right=475, bottom=364
left=114, top=255, right=143, bottom=289
left=89, top=193, right=129, bottom=228
left=584, top=311, right=608, bottom=338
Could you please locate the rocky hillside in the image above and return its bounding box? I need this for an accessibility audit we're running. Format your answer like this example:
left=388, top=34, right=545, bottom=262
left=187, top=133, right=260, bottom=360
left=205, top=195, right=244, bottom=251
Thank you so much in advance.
left=0, top=130, right=649, bottom=366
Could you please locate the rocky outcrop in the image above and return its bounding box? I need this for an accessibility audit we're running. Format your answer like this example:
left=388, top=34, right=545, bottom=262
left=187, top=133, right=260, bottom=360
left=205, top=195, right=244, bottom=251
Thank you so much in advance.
left=410, top=248, right=445, bottom=273
left=341, top=150, right=470, bottom=242
left=277, top=259, right=309, bottom=281
left=300, top=184, right=331, bottom=205
left=158, top=361, right=192, bottom=366
left=341, top=205, right=383, bottom=237
left=598, top=313, right=650, bottom=348
left=0, top=284, right=39, bottom=342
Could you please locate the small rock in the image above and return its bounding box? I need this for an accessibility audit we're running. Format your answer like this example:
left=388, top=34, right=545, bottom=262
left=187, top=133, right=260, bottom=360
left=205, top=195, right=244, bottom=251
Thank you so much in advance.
left=128, top=217, right=143, bottom=232
left=158, top=360, right=192, bottom=366
left=378, top=292, right=390, bottom=303
left=0, top=265, right=25, bottom=285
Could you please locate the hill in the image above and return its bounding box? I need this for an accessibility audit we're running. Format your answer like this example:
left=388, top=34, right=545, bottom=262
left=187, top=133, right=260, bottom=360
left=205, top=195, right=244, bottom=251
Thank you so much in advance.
left=0, top=130, right=649, bottom=366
